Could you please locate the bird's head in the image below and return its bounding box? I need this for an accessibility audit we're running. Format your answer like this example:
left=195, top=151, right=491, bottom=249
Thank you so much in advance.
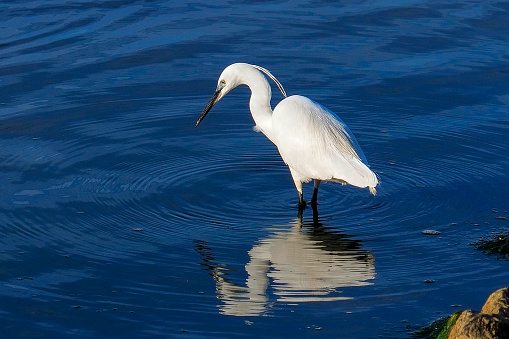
left=195, top=64, right=243, bottom=128
left=195, top=63, right=286, bottom=128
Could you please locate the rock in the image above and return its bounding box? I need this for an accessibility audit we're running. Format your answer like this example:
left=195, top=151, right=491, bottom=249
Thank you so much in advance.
left=448, top=287, right=509, bottom=339
left=423, top=230, right=441, bottom=235
left=482, top=287, right=509, bottom=318
left=448, top=310, right=509, bottom=339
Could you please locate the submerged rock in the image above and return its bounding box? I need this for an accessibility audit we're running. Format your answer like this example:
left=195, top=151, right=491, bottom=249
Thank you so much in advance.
left=423, top=230, right=441, bottom=235
left=415, top=313, right=460, bottom=339
left=448, top=287, right=509, bottom=339
left=474, top=232, right=509, bottom=259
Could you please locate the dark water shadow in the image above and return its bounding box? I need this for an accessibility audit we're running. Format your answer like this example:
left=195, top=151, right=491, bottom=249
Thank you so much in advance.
left=195, top=206, right=375, bottom=316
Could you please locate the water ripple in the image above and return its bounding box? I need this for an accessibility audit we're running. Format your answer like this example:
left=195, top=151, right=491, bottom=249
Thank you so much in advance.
left=1, top=0, right=509, bottom=337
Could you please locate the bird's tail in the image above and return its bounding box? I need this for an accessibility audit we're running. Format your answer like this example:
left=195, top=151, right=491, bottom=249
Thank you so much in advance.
left=369, top=186, right=377, bottom=196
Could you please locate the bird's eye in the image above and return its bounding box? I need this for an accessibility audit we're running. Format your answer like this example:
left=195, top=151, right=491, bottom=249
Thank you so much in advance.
left=220, top=80, right=226, bottom=84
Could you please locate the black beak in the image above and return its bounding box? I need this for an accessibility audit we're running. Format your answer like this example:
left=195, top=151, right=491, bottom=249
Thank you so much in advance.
left=195, top=87, right=222, bottom=127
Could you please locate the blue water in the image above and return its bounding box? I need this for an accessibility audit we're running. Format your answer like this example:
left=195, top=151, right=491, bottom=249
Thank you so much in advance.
left=1, top=1, right=509, bottom=338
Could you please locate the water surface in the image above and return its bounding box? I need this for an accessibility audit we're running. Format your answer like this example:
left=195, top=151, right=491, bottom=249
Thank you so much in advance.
left=1, top=0, right=509, bottom=338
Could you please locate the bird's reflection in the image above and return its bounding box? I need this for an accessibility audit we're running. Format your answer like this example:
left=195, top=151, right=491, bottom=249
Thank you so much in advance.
left=195, top=206, right=375, bottom=316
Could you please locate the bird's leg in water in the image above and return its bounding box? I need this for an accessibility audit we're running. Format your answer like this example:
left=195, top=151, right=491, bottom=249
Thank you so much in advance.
left=298, top=192, right=306, bottom=207
left=297, top=193, right=306, bottom=219
left=311, top=180, right=321, bottom=207
left=311, top=203, right=319, bottom=224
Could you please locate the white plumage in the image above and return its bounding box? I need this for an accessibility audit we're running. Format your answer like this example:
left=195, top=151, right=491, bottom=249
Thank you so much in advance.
left=195, top=63, right=378, bottom=206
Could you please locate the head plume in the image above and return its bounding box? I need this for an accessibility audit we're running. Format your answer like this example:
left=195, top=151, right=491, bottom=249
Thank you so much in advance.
left=249, top=64, right=287, bottom=98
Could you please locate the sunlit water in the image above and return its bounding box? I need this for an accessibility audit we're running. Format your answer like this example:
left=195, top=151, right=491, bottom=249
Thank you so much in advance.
left=1, top=1, right=509, bottom=338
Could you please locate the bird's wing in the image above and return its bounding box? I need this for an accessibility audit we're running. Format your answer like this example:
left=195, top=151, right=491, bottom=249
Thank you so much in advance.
left=272, top=96, right=378, bottom=189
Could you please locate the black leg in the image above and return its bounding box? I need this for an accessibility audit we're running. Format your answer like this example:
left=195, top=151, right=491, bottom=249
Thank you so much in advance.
left=297, top=192, right=306, bottom=218
left=311, top=202, right=319, bottom=224
left=311, top=187, right=318, bottom=206
left=298, top=192, right=306, bottom=207
left=311, top=180, right=321, bottom=207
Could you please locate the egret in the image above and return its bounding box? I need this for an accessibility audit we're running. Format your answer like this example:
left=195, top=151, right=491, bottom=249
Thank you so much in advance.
left=195, top=63, right=378, bottom=207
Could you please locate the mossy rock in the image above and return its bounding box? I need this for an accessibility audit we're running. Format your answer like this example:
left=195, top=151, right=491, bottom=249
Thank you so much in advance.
left=416, top=287, right=509, bottom=338
left=474, top=232, right=509, bottom=259
left=414, top=312, right=461, bottom=339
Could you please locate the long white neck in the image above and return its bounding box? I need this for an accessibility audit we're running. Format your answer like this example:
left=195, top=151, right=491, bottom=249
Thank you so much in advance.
left=238, top=66, right=276, bottom=143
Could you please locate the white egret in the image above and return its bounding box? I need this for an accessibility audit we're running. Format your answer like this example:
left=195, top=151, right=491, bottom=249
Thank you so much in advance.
left=195, top=63, right=378, bottom=206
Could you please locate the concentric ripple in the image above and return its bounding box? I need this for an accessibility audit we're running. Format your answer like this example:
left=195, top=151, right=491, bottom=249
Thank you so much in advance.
left=1, top=0, right=509, bottom=338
